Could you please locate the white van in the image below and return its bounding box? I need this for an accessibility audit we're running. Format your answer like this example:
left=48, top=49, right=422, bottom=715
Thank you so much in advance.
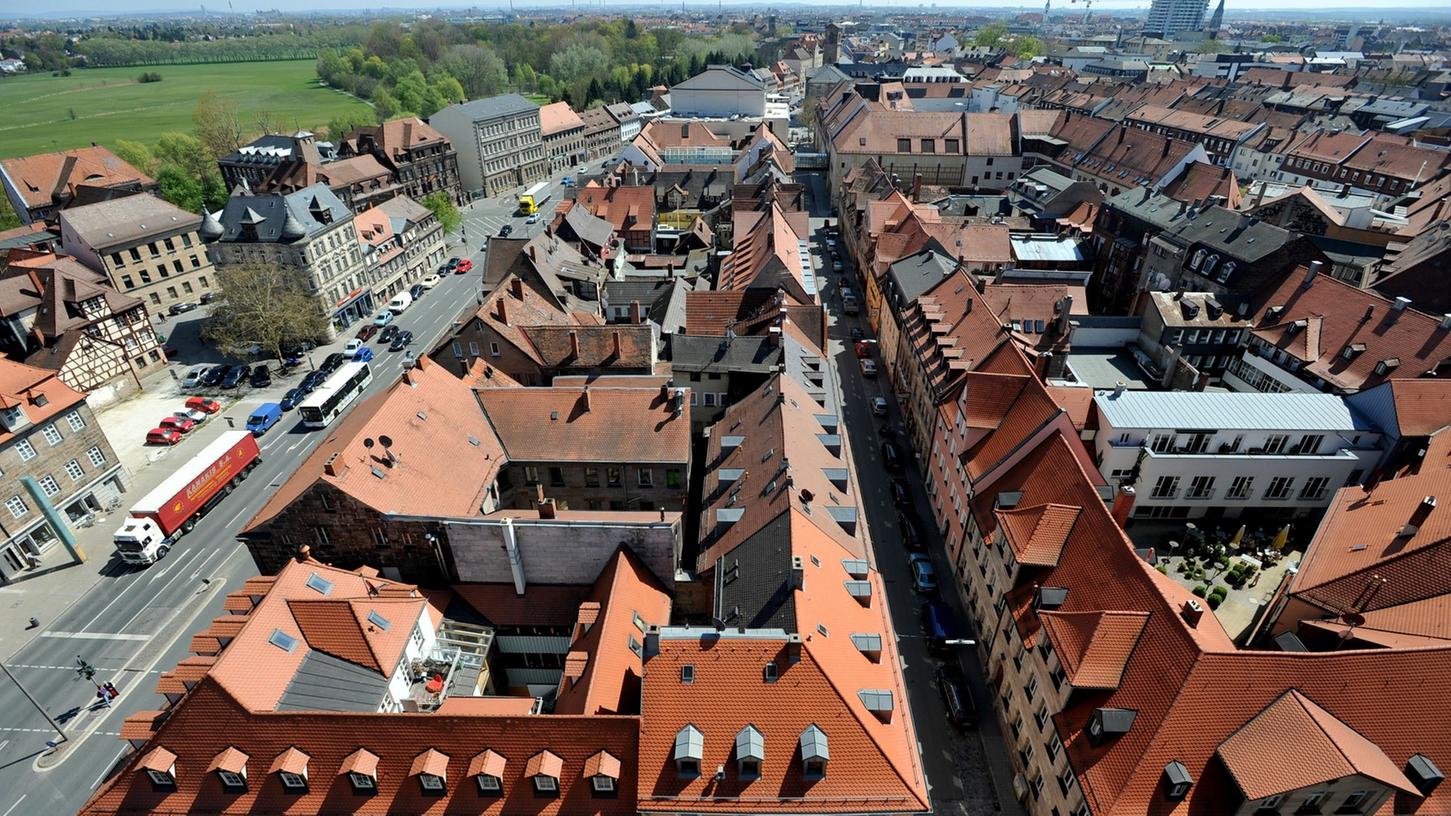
left=387, top=291, right=413, bottom=314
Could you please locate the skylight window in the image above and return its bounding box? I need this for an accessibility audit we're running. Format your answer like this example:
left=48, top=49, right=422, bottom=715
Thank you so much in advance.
left=305, top=573, right=333, bottom=596
left=269, top=629, right=298, bottom=653
left=366, top=610, right=391, bottom=631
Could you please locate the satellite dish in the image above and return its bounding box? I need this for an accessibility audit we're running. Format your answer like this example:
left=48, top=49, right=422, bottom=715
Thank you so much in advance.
left=379, top=435, right=393, bottom=448
left=1342, top=612, right=1366, bottom=628
left=363, top=438, right=375, bottom=449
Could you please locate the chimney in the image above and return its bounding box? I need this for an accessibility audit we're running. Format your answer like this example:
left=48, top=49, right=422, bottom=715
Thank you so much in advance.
left=1111, top=485, right=1136, bottom=528
left=1389, top=296, right=1412, bottom=323
left=611, top=330, right=622, bottom=359
left=1112, top=381, right=1127, bottom=398
left=785, top=632, right=803, bottom=664
left=1180, top=599, right=1204, bottom=628
left=496, top=297, right=509, bottom=325
left=1301, top=260, right=1323, bottom=289
left=1057, top=294, right=1073, bottom=335
left=535, top=482, right=546, bottom=506
left=295, top=544, right=311, bottom=563
left=538, top=497, right=557, bottom=519
left=527, top=244, right=537, bottom=261
left=568, top=330, right=580, bottom=359
left=644, top=625, right=661, bottom=660
left=1403, top=496, right=1437, bottom=535
left=510, top=277, right=525, bottom=300
left=580, top=387, right=591, bottom=413
left=912, top=173, right=922, bottom=203
left=1440, top=314, right=1451, bottom=331
left=789, top=555, right=805, bottom=591
left=629, top=300, right=643, bottom=324
left=323, top=453, right=343, bottom=477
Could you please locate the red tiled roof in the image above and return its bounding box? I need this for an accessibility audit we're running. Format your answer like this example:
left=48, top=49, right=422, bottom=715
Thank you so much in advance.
left=1217, top=690, right=1420, bottom=800
left=1039, top=610, right=1148, bottom=690
left=574, top=185, right=656, bottom=233
left=476, top=385, right=690, bottom=464
left=1, top=145, right=153, bottom=210
left=269, top=747, right=309, bottom=776
left=996, top=503, right=1081, bottom=567
left=0, top=357, right=87, bottom=446
left=207, top=747, right=249, bottom=775
left=1386, top=380, right=1451, bottom=435
left=409, top=748, right=449, bottom=778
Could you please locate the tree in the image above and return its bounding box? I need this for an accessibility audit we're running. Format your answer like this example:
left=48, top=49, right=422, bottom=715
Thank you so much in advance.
left=974, top=23, right=1007, bottom=48
left=420, top=191, right=461, bottom=234
left=113, top=139, right=159, bottom=176
left=207, top=263, right=330, bottom=362
left=1013, top=36, right=1045, bottom=59
left=156, top=165, right=204, bottom=213
left=625, top=18, right=639, bottom=39
left=154, top=132, right=214, bottom=181
left=192, top=92, right=246, bottom=160
left=437, top=43, right=507, bottom=99
left=1194, top=38, right=1226, bottom=54
left=0, top=195, right=20, bottom=232
left=1262, top=33, right=1283, bottom=43
left=371, top=86, right=401, bottom=121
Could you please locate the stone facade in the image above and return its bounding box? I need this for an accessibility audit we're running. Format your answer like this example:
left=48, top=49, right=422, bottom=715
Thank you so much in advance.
left=59, top=195, right=218, bottom=313
left=497, top=460, right=688, bottom=514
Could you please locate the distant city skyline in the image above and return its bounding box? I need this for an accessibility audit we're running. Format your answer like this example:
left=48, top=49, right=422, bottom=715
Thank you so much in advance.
left=6, top=0, right=1451, bottom=18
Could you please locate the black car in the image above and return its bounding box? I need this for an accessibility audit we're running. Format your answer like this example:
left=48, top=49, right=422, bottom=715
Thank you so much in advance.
left=409, top=283, right=425, bottom=300
left=320, top=353, right=348, bottom=374
left=849, top=327, right=864, bottom=342
left=300, top=371, right=327, bottom=392
left=198, top=292, right=217, bottom=305
left=881, top=441, right=903, bottom=472
left=201, top=365, right=227, bottom=388
left=935, top=666, right=978, bottom=729
left=280, top=387, right=306, bottom=410
left=220, top=364, right=251, bottom=389
left=388, top=330, right=413, bottom=352
left=891, top=479, right=912, bottom=508
left=249, top=365, right=272, bottom=388
left=168, top=301, right=198, bottom=315
left=898, top=511, right=923, bottom=550
left=444, top=257, right=461, bottom=272
left=379, top=325, right=400, bottom=343
left=498, top=224, right=513, bottom=237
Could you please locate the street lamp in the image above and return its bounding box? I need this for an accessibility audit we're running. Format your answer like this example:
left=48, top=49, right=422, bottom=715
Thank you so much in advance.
left=0, top=662, right=67, bottom=743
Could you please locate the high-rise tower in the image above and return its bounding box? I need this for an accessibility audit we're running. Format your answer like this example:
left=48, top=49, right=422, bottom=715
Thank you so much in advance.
left=1143, top=0, right=1210, bottom=38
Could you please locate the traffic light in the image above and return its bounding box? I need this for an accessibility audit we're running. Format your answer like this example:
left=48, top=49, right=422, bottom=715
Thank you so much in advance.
left=75, top=656, right=96, bottom=683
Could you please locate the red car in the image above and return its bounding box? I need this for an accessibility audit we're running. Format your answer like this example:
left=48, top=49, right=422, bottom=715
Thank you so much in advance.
left=158, top=416, right=196, bottom=434
left=455, top=258, right=473, bottom=274
left=146, top=428, right=183, bottom=446
left=356, top=324, right=379, bottom=341
left=185, top=396, right=222, bottom=414
left=854, top=340, right=875, bottom=359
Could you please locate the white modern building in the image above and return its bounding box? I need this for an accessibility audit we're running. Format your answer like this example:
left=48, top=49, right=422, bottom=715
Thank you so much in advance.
left=1144, top=0, right=1210, bottom=38
left=669, top=66, right=768, bottom=119
left=1091, top=389, right=1383, bottom=521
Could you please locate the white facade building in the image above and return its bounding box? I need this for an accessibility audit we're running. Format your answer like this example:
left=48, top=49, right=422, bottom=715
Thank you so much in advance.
left=1092, top=389, right=1383, bottom=521
left=669, top=66, right=768, bottom=119
left=1144, top=0, right=1210, bottom=38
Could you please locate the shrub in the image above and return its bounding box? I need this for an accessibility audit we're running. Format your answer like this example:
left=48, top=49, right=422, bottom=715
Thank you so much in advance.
left=1192, top=584, right=1208, bottom=598
left=1206, top=595, right=1222, bottom=609
left=1155, top=564, right=1168, bottom=574
left=138, top=71, right=163, bottom=83
left=1209, top=586, right=1229, bottom=602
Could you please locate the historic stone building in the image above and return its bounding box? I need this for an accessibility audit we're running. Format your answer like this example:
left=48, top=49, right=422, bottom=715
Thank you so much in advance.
left=427, top=94, right=548, bottom=198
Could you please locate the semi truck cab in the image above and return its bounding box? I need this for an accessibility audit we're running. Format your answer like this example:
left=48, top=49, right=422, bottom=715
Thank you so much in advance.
left=113, top=517, right=170, bottom=565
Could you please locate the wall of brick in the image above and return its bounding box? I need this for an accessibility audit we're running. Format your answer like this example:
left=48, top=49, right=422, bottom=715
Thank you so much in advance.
left=444, top=516, right=679, bottom=588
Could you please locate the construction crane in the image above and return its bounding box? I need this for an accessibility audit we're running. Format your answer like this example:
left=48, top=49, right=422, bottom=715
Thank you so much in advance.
left=1070, top=0, right=1092, bottom=24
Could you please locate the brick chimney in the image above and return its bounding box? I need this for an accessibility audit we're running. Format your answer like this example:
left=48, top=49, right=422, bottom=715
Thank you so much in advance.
left=1111, top=485, right=1136, bottom=529
left=568, top=330, right=580, bottom=359
left=1180, top=599, right=1204, bottom=628
left=295, top=544, right=311, bottom=562
left=495, top=297, right=509, bottom=325
left=912, top=173, right=922, bottom=203
left=538, top=497, right=557, bottom=519
left=611, top=330, right=622, bottom=358
left=580, top=386, right=591, bottom=413
left=628, top=300, right=643, bottom=324
left=510, top=277, right=525, bottom=300
left=535, top=483, right=546, bottom=505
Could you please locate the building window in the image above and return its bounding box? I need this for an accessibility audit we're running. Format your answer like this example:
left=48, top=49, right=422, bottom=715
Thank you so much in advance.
left=1337, top=791, right=1370, bottom=814
left=41, top=425, right=63, bottom=446
left=16, top=439, right=37, bottom=461
left=584, top=467, right=600, bottom=487
left=64, top=459, right=84, bottom=481
left=67, top=412, right=86, bottom=431
left=592, top=776, right=615, bottom=793
left=87, top=446, right=107, bottom=468
left=489, top=342, right=500, bottom=357
left=1264, top=434, right=1289, bottom=454
left=36, top=475, right=59, bottom=497
left=524, top=466, right=540, bottom=485
left=1297, top=791, right=1326, bottom=814
left=548, top=467, right=565, bottom=487
left=1264, top=476, right=1295, bottom=500
left=1300, top=477, right=1330, bottom=501
left=897, top=138, right=912, bottom=152
left=534, top=775, right=558, bottom=793
left=279, top=771, right=307, bottom=791
left=1186, top=475, right=1215, bottom=500
left=476, top=774, right=501, bottom=793
left=638, top=469, right=654, bottom=488
left=1295, top=434, right=1324, bottom=455
left=607, top=467, right=622, bottom=487
left=348, top=772, right=375, bottom=791
left=1151, top=476, right=1180, bottom=499
left=218, top=769, right=246, bottom=790
left=666, top=468, right=682, bottom=489
left=5, top=495, right=28, bottom=519
left=1227, top=475, right=1254, bottom=500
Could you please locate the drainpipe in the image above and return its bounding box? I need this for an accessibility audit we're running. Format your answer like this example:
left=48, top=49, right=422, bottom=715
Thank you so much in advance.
left=22, top=476, right=84, bottom=566
left=501, top=516, right=525, bottom=596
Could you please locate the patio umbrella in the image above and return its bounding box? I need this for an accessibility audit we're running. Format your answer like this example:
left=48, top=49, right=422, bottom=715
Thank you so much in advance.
left=1230, top=525, right=1246, bottom=551
left=1271, top=525, right=1291, bottom=551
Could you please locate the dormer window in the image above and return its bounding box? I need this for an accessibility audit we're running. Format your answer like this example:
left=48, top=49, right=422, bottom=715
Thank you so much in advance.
left=209, top=747, right=249, bottom=792
left=469, top=749, right=505, bottom=796
left=525, top=750, right=562, bottom=795
left=584, top=750, right=620, bottom=795
left=799, top=724, right=828, bottom=780
left=675, top=725, right=704, bottom=777
left=411, top=749, right=448, bottom=795
left=349, top=773, right=375, bottom=792
left=340, top=748, right=379, bottom=794
left=1086, top=708, right=1136, bottom=745
left=1163, top=760, right=1193, bottom=800
left=140, top=747, right=178, bottom=789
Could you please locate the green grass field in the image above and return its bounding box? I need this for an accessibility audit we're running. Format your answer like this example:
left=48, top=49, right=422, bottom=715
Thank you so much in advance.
left=0, top=60, right=373, bottom=159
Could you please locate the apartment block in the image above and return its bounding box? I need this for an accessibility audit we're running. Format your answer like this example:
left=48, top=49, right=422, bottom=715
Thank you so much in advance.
left=59, top=193, right=218, bottom=312
left=428, top=94, right=548, bottom=198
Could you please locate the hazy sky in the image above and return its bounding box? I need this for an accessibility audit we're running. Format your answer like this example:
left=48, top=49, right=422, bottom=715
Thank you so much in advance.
left=13, top=0, right=1449, bottom=18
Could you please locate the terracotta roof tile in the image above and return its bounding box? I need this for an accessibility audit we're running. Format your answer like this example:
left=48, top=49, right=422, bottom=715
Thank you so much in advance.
left=1, top=145, right=153, bottom=210
left=467, top=748, right=506, bottom=778
left=583, top=750, right=621, bottom=779
left=269, top=747, right=309, bottom=776
left=1386, top=380, right=1451, bottom=435
left=996, top=502, right=1081, bottom=566
left=525, top=749, right=563, bottom=778
left=207, top=746, right=249, bottom=775
left=410, top=748, right=449, bottom=778
left=477, top=384, right=689, bottom=465
left=1039, top=610, right=1148, bottom=690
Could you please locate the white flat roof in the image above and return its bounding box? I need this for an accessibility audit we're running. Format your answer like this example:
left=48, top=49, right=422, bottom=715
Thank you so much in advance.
left=1093, top=391, right=1375, bottom=433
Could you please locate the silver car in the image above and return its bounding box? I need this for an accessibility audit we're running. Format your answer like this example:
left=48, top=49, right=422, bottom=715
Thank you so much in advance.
left=181, top=366, right=208, bottom=388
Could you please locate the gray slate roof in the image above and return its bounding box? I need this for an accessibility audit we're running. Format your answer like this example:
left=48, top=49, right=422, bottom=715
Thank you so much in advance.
left=434, top=93, right=538, bottom=123
left=887, top=248, right=957, bottom=306
left=214, top=184, right=351, bottom=244
left=714, top=511, right=798, bottom=632
left=276, top=649, right=389, bottom=712
left=1166, top=206, right=1295, bottom=263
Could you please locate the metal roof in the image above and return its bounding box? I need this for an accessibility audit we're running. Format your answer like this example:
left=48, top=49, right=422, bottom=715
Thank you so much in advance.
left=1092, top=391, right=1373, bottom=432
left=799, top=724, right=829, bottom=761
left=674, top=724, right=704, bottom=761
left=276, top=650, right=389, bottom=712
left=435, top=93, right=538, bottom=123
left=1011, top=235, right=1088, bottom=263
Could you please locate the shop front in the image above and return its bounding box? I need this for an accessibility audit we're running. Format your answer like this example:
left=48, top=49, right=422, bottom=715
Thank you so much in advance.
left=333, top=288, right=375, bottom=333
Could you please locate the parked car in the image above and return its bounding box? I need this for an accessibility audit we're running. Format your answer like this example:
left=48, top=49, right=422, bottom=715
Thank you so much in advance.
left=526, top=213, right=540, bottom=224
left=355, top=324, right=378, bottom=342
left=860, top=358, right=877, bottom=377
left=353, top=346, right=375, bottom=363
left=921, top=601, right=959, bottom=652
left=250, top=365, right=272, bottom=388
left=420, top=274, right=442, bottom=289
left=146, top=428, right=183, bottom=446
left=181, top=366, right=209, bottom=388
left=174, top=408, right=208, bottom=424
left=198, top=292, right=217, bottom=305
left=890, top=478, right=912, bottom=507
left=825, top=237, right=837, bottom=250
left=935, top=665, right=978, bottom=728
left=246, top=403, right=283, bottom=436
left=409, top=283, right=425, bottom=301
left=320, top=353, right=348, bottom=374
left=871, top=396, right=889, bottom=416
left=832, top=260, right=844, bottom=272
left=201, top=366, right=227, bottom=387
left=344, top=339, right=364, bottom=355
left=849, top=327, right=864, bottom=342
left=158, top=416, right=196, bottom=434
left=280, top=388, right=306, bottom=410
left=456, top=258, right=473, bottom=273
left=855, top=340, right=875, bottom=359
left=909, top=553, right=938, bottom=594
left=444, top=257, right=461, bottom=273
left=881, top=442, right=902, bottom=472
left=379, top=325, right=400, bottom=343
left=168, top=301, right=198, bottom=315
left=899, top=512, right=924, bottom=551
left=498, top=224, right=513, bottom=237
left=185, top=396, right=222, bottom=414
left=388, top=330, right=413, bottom=352
left=300, top=371, right=327, bottom=392
left=562, top=176, right=575, bottom=186
left=220, top=364, right=250, bottom=389
left=387, top=291, right=413, bottom=314
left=372, top=310, right=395, bottom=327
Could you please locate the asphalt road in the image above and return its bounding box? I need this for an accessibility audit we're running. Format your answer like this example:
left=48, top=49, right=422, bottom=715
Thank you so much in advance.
left=0, top=226, right=503, bottom=816
left=798, top=171, right=1023, bottom=816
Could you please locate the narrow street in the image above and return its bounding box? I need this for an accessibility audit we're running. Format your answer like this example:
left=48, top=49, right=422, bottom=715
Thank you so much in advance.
left=800, top=170, right=1024, bottom=816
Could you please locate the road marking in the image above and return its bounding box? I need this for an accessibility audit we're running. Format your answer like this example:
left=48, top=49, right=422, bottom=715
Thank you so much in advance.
left=2, top=794, right=26, bottom=816
left=0, top=739, right=8, bottom=753
left=40, top=631, right=151, bottom=641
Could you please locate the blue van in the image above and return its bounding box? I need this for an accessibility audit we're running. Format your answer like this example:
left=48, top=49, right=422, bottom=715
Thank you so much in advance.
left=920, top=600, right=959, bottom=653
left=246, top=403, right=283, bottom=436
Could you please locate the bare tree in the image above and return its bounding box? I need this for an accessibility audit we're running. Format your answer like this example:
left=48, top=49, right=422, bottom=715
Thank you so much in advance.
left=192, top=92, right=247, bottom=160
left=204, top=263, right=330, bottom=362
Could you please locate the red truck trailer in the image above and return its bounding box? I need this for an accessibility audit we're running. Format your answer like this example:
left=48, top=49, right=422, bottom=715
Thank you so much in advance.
left=113, top=431, right=261, bottom=565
